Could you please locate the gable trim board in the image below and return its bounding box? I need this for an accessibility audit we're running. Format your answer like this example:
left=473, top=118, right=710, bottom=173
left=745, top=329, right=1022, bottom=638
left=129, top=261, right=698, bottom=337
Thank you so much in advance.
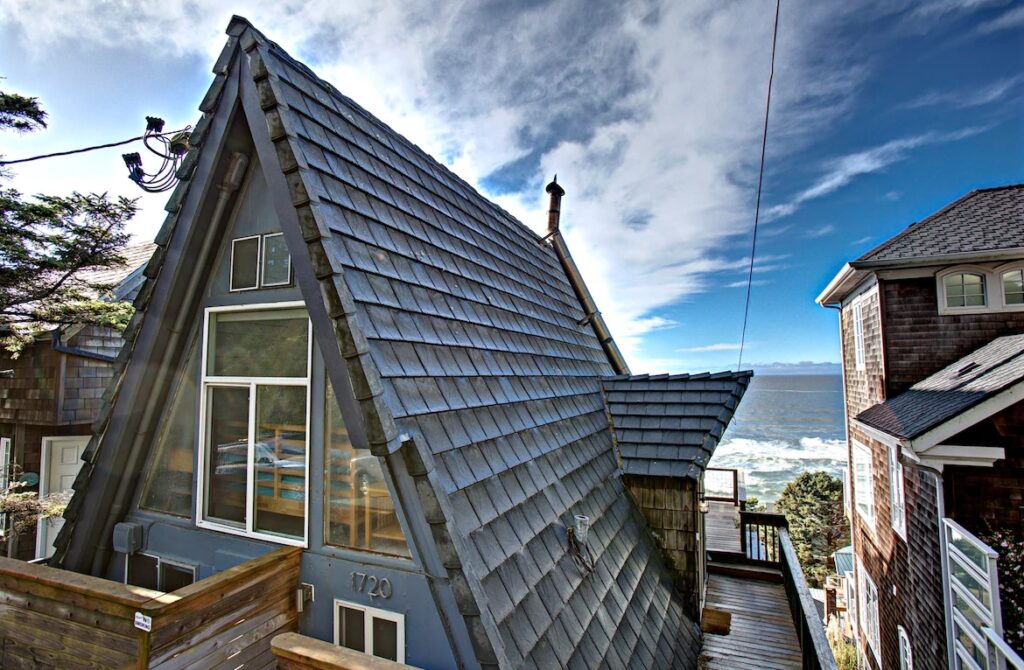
left=56, top=17, right=704, bottom=669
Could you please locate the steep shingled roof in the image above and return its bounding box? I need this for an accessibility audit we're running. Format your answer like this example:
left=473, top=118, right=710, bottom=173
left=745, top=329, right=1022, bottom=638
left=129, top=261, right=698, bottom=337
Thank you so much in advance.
left=58, top=17, right=702, bottom=669
left=855, top=184, right=1024, bottom=264
left=602, top=372, right=751, bottom=479
left=857, top=334, right=1024, bottom=440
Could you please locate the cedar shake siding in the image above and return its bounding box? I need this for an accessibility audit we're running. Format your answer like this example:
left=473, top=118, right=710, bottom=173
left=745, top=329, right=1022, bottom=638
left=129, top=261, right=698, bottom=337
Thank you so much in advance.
left=840, top=286, right=885, bottom=418
left=849, top=428, right=947, bottom=670
left=881, top=276, right=1024, bottom=396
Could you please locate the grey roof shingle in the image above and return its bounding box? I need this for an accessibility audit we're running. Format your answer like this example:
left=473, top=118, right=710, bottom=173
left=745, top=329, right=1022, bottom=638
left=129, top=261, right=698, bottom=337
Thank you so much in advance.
left=857, top=334, right=1024, bottom=440
left=602, top=372, right=752, bottom=479
left=241, top=21, right=700, bottom=668
left=855, top=184, right=1024, bottom=264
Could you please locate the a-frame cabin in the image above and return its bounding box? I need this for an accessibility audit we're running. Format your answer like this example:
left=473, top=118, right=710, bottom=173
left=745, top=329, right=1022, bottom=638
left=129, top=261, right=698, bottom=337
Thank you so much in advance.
left=47, top=17, right=752, bottom=669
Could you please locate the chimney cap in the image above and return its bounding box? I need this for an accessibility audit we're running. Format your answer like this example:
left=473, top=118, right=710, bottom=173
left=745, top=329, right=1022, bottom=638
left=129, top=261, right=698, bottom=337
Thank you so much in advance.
left=545, top=175, right=565, bottom=197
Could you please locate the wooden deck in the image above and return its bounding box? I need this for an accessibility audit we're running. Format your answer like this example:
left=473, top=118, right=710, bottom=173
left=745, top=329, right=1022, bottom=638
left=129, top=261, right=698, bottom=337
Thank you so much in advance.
left=701, top=572, right=803, bottom=669
left=706, top=500, right=741, bottom=553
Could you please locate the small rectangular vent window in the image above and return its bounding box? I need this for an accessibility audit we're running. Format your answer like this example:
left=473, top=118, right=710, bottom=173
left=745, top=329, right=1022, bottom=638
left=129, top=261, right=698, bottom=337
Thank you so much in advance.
left=125, top=553, right=197, bottom=592
left=262, top=233, right=292, bottom=287
left=230, top=236, right=261, bottom=291
left=334, top=600, right=404, bottom=663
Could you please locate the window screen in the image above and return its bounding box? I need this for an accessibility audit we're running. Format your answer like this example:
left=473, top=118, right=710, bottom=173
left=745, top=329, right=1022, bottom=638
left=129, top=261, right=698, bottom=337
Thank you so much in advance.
left=230, top=236, right=260, bottom=291
left=126, top=553, right=159, bottom=590
left=372, top=616, right=399, bottom=661
left=262, top=233, right=292, bottom=286
left=160, top=562, right=196, bottom=592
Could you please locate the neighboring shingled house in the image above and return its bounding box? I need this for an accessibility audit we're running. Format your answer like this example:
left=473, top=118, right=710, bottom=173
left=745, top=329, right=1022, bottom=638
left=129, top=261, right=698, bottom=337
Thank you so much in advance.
left=0, top=241, right=155, bottom=561
left=818, top=184, right=1024, bottom=670
left=44, top=17, right=754, bottom=669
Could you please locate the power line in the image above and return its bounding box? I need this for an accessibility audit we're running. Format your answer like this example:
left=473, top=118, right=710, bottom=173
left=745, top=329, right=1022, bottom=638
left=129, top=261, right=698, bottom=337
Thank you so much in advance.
left=0, top=128, right=188, bottom=166
left=737, top=0, right=781, bottom=371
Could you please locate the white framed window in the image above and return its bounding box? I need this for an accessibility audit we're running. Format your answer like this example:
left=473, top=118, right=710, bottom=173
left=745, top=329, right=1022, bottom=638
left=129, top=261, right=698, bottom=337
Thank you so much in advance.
left=852, top=301, right=866, bottom=371
left=0, top=437, right=10, bottom=536
left=842, top=466, right=851, bottom=520
left=230, top=234, right=293, bottom=292
left=999, top=264, right=1024, bottom=309
left=260, top=233, right=293, bottom=287
left=936, top=266, right=995, bottom=315
left=334, top=599, right=405, bottom=663
left=888, top=444, right=907, bottom=540
left=196, top=302, right=311, bottom=547
left=852, top=441, right=875, bottom=528
left=858, top=565, right=881, bottom=664
left=898, top=625, right=913, bottom=670
left=125, top=552, right=197, bottom=592
left=230, top=235, right=261, bottom=291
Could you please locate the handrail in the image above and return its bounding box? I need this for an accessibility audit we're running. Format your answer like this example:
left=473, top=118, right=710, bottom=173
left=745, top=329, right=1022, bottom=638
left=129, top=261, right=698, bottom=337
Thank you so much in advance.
left=779, top=528, right=838, bottom=670
left=983, top=626, right=1024, bottom=670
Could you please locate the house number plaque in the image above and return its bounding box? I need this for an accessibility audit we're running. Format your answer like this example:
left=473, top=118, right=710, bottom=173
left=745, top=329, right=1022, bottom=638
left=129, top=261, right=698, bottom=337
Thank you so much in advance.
left=350, top=571, right=392, bottom=599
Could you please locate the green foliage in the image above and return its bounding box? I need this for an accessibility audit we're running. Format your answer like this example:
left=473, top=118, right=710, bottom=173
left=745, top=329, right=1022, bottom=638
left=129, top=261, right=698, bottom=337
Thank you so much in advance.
left=744, top=496, right=766, bottom=512
left=0, top=86, right=47, bottom=133
left=0, top=462, right=70, bottom=554
left=776, top=470, right=849, bottom=588
left=1, top=82, right=136, bottom=353
left=980, top=528, right=1024, bottom=654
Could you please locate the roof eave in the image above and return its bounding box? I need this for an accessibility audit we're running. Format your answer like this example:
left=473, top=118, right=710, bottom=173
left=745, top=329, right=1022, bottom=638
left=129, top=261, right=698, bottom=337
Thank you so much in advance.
left=852, top=246, right=1024, bottom=271
left=816, top=263, right=866, bottom=306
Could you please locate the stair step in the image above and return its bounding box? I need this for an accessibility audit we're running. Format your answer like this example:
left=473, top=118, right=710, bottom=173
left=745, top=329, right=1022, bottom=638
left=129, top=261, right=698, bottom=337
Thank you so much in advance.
left=707, top=561, right=783, bottom=583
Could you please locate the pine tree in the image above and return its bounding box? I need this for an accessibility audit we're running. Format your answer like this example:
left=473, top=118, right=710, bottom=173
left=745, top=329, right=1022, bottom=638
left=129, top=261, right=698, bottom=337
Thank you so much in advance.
left=776, top=470, right=849, bottom=587
left=0, top=84, right=136, bottom=353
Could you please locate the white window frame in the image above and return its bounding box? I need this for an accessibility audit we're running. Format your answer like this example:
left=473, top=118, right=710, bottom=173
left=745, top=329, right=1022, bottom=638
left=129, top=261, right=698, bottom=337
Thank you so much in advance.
left=852, top=300, right=866, bottom=371
left=888, top=444, right=907, bottom=541
left=0, top=437, right=10, bottom=537
left=124, top=552, right=198, bottom=591
left=936, top=265, right=993, bottom=315
left=996, top=261, right=1024, bottom=311
left=842, top=466, right=851, bottom=521
left=858, top=564, right=881, bottom=665
left=852, top=441, right=875, bottom=529
left=195, top=301, right=311, bottom=548
left=334, top=598, right=405, bottom=663
left=229, top=235, right=262, bottom=292
left=898, top=625, right=913, bottom=670
left=260, top=232, right=293, bottom=288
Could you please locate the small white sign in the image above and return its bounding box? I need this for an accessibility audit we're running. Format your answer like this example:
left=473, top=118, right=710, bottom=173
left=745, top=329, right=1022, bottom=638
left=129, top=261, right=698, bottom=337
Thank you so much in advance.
left=134, top=612, right=152, bottom=632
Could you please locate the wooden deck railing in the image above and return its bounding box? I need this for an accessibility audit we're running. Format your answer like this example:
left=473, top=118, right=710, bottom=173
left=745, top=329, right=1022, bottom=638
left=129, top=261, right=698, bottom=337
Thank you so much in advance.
left=740, top=510, right=786, bottom=564
left=272, top=632, right=421, bottom=669
left=0, top=545, right=301, bottom=668
left=704, top=467, right=747, bottom=507
left=778, top=528, right=838, bottom=670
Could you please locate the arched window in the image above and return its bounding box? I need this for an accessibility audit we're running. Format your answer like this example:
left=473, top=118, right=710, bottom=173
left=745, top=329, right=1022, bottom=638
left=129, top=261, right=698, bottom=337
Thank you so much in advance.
left=942, top=272, right=986, bottom=309
left=1002, top=267, right=1024, bottom=306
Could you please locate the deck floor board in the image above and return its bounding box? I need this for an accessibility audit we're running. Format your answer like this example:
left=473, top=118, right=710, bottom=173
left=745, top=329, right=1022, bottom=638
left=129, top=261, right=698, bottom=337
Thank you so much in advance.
left=701, top=572, right=802, bottom=669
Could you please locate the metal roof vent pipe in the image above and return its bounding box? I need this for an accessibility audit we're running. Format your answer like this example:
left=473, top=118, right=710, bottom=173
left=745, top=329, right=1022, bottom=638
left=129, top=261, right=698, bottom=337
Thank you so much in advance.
left=543, top=176, right=630, bottom=375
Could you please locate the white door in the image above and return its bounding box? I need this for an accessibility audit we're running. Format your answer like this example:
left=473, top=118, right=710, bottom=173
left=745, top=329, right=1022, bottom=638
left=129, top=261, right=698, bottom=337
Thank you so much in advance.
left=36, top=436, right=89, bottom=559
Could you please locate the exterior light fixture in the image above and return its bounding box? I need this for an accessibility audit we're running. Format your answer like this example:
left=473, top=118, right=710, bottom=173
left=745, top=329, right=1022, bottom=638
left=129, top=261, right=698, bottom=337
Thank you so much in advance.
left=122, top=116, right=192, bottom=193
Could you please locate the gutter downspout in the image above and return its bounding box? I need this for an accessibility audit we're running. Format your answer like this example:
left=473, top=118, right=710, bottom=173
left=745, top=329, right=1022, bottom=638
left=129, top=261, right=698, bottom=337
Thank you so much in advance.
left=544, top=177, right=630, bottom=375
left=52, top=329, right=117, bottom=363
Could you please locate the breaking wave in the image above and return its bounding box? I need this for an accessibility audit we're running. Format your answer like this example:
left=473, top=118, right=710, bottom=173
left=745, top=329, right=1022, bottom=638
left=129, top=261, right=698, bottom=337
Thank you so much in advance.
left=711, top=436, right=846, bottom=502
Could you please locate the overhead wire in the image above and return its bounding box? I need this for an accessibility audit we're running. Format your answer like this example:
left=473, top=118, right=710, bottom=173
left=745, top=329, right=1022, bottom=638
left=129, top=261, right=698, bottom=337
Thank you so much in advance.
left=0, top=128, right=188, bottom=166
left=737, top=0, right=781, bottom=371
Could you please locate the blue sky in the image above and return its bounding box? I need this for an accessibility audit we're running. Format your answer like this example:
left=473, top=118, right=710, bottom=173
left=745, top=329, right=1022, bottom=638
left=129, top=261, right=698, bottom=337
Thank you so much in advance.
left=1, top=1, right=1022, bottom=373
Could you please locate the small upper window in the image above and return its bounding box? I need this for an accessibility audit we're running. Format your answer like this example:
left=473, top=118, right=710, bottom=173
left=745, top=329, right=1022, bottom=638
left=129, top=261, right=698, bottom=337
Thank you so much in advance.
left=852, top=301, right=866, bottom=371
left=898, top=625, right=913, bottom=670
left=230, top=236, right=261, bottom=291
left=1003, top=268, right=1024, bottom=306
left=335, top=600, right=404, bottom=663
left=853, top=441, right=875, bottom=527
left=262, top=233, right=292, bottom=287
left=943, top=272, right=986, bottom=309
left=888, top=445, right=906, bottom=540
left=230, top=233, right=292, bottom=291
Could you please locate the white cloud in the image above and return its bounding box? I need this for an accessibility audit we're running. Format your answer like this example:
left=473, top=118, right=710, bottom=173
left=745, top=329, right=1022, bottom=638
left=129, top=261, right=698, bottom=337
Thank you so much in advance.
left=0, top=0, right=995, bottom=371
left=975, top=4, right=1024, bottom=32
left=726, top=279, right=769, bottom=289
left=804, top=224, right=835, bottom=238
left=764, top=126, right=988, bottom=222
left=898, top=75, right=1022, bottom=110
left=679, top=342, right=744, bottom=352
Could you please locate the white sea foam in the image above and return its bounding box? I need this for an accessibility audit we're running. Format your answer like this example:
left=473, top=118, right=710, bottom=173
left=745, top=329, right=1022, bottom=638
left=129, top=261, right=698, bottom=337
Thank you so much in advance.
left=709, top=436, right=847, bottom=501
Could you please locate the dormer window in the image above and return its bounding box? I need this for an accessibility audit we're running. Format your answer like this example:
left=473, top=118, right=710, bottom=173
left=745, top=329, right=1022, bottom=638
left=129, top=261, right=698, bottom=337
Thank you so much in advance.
left=942, top=272, right=986, bottom=309
left=1002, top=268, right=1024, bottom=306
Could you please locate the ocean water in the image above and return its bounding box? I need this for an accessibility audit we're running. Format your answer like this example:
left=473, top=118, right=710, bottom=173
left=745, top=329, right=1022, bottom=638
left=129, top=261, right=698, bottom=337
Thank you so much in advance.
left=709, top=374, right=847, bottom=502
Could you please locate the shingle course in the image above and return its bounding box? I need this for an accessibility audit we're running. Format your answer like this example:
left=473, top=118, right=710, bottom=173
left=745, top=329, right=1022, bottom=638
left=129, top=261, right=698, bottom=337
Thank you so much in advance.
left=856, top=185, right=1024, bottom=263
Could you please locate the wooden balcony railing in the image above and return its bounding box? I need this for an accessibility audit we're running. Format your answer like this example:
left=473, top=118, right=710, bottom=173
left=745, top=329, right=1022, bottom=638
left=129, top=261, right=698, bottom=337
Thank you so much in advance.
left=779, top=528, right=839, bottom=670
left=704, top=467, right=747, bottom=507
left=740, top=510, right=786, bottom=564
left=0, top=545, right=301, bottom=668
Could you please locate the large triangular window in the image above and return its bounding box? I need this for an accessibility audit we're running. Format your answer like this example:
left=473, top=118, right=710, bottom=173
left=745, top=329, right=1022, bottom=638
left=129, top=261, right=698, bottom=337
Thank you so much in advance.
left=324, top=379, right=410, bottom=558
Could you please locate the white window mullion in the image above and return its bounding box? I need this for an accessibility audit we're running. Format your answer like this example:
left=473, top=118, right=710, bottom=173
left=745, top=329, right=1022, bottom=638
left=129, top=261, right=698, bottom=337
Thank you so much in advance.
left=246, top=382, right=257, bottom=535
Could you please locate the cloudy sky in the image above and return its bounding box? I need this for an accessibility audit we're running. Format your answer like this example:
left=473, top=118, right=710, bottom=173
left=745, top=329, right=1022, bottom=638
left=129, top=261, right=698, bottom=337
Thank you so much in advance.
left=1, top=0, right=1022, bottom=373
